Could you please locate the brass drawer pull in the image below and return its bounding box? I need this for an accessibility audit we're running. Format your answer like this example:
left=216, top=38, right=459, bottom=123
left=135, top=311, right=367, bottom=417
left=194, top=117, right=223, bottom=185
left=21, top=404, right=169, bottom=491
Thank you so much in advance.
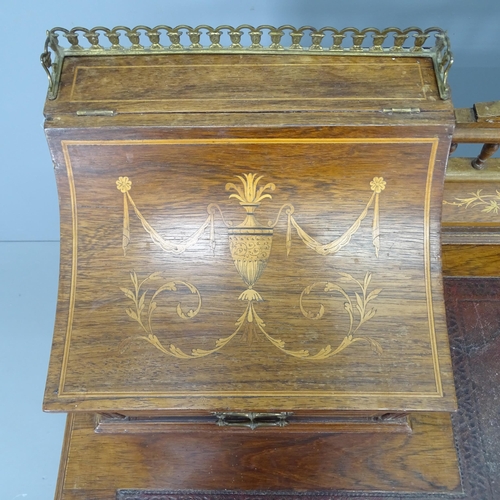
left=214, top=412, right=292, bottom=430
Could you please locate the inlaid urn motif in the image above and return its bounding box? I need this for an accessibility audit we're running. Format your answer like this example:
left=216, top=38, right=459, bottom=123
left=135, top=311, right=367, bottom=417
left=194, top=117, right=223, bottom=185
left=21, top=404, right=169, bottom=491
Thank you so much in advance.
left=116, top=171, right=386, bottom=359
left=225, top=174, right=275, bottom=302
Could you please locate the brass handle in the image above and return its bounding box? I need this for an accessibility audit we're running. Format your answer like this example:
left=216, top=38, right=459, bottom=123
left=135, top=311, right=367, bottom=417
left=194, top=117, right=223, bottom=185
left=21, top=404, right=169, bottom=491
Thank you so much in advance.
left=214, top=412, right=292, bottom=430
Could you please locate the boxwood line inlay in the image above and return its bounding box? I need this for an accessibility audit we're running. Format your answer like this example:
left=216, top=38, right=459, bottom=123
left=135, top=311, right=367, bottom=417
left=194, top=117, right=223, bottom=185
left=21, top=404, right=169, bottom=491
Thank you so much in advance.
left=117, top=173, right=385, bottom=360
left=57, top=137, right=443, bottom=399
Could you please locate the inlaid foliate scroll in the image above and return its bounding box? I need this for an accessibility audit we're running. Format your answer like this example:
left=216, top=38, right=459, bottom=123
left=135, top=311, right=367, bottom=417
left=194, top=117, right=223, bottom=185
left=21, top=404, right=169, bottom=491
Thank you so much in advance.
left=44, top=133, right=455, bottom=413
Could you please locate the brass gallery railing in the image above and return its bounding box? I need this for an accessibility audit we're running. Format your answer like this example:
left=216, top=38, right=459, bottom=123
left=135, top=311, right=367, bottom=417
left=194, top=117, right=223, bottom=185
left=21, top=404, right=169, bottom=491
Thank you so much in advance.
left=40, top=24, right=453, bottom=100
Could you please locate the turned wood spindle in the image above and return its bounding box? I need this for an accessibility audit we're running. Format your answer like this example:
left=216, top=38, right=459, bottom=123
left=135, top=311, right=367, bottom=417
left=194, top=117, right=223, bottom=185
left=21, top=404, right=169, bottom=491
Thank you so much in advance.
left=471, top=143, right=500, bottom=170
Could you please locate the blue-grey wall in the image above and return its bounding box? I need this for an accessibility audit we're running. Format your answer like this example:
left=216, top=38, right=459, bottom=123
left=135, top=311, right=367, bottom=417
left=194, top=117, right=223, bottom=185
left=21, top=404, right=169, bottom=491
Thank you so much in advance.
left=1, top=0, right=500, bottom=241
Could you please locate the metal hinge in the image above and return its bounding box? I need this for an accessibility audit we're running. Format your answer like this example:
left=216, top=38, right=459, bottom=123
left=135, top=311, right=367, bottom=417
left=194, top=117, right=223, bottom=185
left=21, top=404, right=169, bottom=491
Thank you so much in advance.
left=214, top=412, right=292, bottom=430
left=382, top=107, right=421, bottom=114
left=76, top=109, right=116, bottom=116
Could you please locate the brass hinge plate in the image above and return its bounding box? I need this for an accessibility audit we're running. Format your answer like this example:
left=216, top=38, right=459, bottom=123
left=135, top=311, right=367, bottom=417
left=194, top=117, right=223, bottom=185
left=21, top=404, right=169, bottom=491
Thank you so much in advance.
left=76, top=109, right=116, bottom=116
left=382, top=107, right=421, bottom=114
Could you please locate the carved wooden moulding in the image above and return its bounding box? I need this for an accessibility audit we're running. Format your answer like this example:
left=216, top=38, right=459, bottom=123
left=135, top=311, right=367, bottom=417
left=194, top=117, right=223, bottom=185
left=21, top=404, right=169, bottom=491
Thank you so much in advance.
left=42, top=25, right=461, bottom=498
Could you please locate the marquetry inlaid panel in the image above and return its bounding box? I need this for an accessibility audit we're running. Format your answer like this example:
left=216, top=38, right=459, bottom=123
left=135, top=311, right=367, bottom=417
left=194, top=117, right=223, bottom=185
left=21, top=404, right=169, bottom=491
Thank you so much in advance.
left=442, top=158, right=500, bottom=244
left=44, top=129, right=455, bottom=413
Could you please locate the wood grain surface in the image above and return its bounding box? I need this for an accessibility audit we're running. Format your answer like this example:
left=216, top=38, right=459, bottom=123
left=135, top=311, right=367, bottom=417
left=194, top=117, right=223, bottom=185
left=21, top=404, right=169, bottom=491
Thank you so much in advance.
left=441, top=158, right=500, bottom=276
left=54, top=411, right=460, bottom=499
left=43, top=126, right=455, bottom=413
left=98, top=279, right=500, bottom=500
left=43, top=51, right=455, bottom=414
left=453, top=106, right=500, bottom=143
left=44, top=54, right=448, bottom=116
left=442, top=158, right=500, bottom=243
left=51, top=278, right=500, bottom=500
left=442, top=245, right=500, bottom=276
left=41, top=48, right=472, bottom=500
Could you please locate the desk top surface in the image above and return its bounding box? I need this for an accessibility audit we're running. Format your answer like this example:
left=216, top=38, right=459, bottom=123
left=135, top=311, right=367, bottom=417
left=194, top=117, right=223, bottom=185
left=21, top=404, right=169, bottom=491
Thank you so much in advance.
left=44, top=53, right=451, bottom=119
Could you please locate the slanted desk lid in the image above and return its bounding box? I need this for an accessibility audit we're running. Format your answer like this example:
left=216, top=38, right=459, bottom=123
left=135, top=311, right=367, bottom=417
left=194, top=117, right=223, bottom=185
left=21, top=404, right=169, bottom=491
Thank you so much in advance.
left=42, top=26, right=456, bottom=414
